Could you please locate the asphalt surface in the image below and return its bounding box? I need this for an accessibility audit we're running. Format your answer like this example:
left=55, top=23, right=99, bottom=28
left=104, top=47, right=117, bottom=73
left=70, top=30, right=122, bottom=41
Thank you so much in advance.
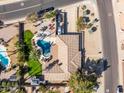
left=0, top=0, right=82, bottom=22
left=97, top=0, right=119, bottom=93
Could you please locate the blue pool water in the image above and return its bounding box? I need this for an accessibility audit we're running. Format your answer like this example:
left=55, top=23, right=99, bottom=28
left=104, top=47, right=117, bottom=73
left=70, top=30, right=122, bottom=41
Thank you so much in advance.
left=37, top=40, right=51, bottom=57
left=0, top=54, right=9, bottom=66
left=0, top=47, right=9, bottom=67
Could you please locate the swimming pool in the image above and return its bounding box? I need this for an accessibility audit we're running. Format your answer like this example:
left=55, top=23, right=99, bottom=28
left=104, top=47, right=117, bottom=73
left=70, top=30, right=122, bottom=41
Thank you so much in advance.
left=37, top=40, right=51, bottom=58
left=0, top=45, right=10, bottom=68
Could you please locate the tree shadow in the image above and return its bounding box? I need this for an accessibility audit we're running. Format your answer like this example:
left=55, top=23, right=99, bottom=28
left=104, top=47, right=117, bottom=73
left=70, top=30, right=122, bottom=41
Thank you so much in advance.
left=83, top=57, right=110, bottom=77
left=44, top=59, right=59, bottom=72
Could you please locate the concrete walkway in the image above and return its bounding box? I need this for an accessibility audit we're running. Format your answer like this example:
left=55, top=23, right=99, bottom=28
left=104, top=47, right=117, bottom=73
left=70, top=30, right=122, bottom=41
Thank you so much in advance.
left=0, top=0, right=24, bottom=5
left=112, top=0, right=124, bottom=86
left=0, top=69, right=17, bottom=79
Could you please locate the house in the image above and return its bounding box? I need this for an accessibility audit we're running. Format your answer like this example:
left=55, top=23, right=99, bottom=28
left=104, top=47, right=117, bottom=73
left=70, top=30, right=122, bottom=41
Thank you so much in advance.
left=42, top=11, right=84, bottom=83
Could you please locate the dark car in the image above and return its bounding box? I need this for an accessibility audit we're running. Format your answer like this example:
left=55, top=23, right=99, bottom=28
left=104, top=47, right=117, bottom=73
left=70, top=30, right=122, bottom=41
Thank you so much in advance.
left=37, top=9, right=45, bottom=17
left=117, top=85, right=123, bottom=93
left=0, top=20, right=4, bottom=26
left=45, top=7, right=54, bottom=12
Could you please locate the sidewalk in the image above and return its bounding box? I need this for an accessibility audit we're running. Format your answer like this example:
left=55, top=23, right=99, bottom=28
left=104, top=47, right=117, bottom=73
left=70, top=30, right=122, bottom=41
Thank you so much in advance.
left=4, top=17, right=26, bottom=24
left=112, top=0, right=124, bottom=86
left=0, top=0, right=24, bottom=5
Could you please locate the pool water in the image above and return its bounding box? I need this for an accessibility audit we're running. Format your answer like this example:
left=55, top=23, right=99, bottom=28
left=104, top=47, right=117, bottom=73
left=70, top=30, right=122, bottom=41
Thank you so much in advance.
left=0, top=54, right=9, bottom=66
left=0, top=45, right=10, bottom=68
left=37, top=40, right=51, bottom=57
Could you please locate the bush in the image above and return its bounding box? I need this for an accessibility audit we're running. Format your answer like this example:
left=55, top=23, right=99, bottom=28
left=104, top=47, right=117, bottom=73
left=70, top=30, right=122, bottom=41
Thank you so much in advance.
left=48, top=90, right=60, bottom=93
left=27, top=12, right=38, bottom=22
left=2, top=81, right=6, bottom=87
left=6, top=82, right=11, bottom=87
left=82, top=5, right=87, bottom=10
left=87, top=23, right=93, bottom=29
left=77, top=16, right=87, bottom=31
left=44, top=10, right=56, bottom=19
left=39, top=85, right=47, bottom=93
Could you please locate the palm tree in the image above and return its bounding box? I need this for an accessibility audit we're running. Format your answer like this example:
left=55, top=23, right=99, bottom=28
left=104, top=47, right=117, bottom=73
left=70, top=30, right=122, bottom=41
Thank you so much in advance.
left=69, top=72, right=94, bottom=93
left=16, top=87, right=26, bottom=93
left=77, top=16, right=87, bottom=31
left=82, top=5, right=87, bottom=10
left=69, top=58, right=110, bottom=92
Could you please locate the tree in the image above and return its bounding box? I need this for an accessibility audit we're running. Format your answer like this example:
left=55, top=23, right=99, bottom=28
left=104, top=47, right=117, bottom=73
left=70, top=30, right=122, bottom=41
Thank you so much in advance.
left=69, top=72, right=95, bottom=93
left=16, top=87, right=26, bottom=93
left=1, top=81, right=6, bottom=87
left=0, top=90, right=9, bottom=93
left=39, top=85, right=47, bottom=93
left=69, top=58, right=110, bottom=92
left=81, top=5, right=87, bottom=10
left=16, top=30, right=34, bottom=62
left=77, top=16, right=87, bottom=31
left=83, top=58, right=110, bottom=77
left=47, top=90, right=60, bottom=93
left=6, top=82, right=11, bottom=88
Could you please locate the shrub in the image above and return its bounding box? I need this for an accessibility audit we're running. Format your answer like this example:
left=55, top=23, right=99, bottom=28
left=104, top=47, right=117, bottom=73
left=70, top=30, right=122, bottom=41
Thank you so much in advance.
left=44, top=10, right=56, bottom=19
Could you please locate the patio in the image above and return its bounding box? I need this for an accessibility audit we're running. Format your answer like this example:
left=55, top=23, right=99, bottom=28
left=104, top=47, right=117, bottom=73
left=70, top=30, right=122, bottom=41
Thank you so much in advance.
left=0, top=67, right=17, bottom=80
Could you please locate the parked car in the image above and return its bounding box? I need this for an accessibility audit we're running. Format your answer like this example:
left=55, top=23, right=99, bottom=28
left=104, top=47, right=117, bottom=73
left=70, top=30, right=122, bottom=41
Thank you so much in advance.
left=45, top=7, right=54, bottom=12
left=0, top=20, right=4, bottom=26
left=117, top=85, right=123, bottom=93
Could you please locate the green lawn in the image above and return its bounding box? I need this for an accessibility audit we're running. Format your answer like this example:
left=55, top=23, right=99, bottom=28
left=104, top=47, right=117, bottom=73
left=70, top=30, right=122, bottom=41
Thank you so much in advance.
left=24, top=30, right=42, bottom=76
left=24, top=30, right=34, bottom=49
left=27, top=58, right=42, bottom=76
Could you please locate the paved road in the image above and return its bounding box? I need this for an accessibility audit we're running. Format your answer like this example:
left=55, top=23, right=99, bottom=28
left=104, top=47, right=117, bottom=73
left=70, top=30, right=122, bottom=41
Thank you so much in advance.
left=0, top=0, right=82, bottom=22
left=97, top=0, right=119, bottom=93
left=0, top=0, right=43, bottom=21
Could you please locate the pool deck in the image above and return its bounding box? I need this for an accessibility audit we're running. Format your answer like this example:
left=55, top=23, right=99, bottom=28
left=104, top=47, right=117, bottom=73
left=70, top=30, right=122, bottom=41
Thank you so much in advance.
left=0, top=67, right=18, bottom=79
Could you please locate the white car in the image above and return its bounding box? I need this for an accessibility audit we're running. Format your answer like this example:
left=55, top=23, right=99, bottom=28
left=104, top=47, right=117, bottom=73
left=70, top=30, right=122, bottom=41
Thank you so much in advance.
left=117, top=85, right=123, bottom=93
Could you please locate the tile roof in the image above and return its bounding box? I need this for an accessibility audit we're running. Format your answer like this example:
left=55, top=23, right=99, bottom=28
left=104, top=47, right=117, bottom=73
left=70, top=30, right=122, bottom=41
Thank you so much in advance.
left=59, top=34, right=82, bottom=73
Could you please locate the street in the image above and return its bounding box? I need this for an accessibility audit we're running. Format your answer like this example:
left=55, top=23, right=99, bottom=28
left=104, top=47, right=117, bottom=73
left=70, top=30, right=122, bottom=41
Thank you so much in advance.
left=97, top=0, right=119, bottom=93
left=0, top=0, right=82, bottom=22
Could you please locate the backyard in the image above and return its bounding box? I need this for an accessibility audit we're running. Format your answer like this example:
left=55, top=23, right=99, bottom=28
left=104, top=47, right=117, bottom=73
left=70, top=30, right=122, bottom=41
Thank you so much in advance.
left=17, top=30, right=42, bottom=77
left=24, top=30, right=42, bottom=76
left=27, top=57, right=42, bottom=76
